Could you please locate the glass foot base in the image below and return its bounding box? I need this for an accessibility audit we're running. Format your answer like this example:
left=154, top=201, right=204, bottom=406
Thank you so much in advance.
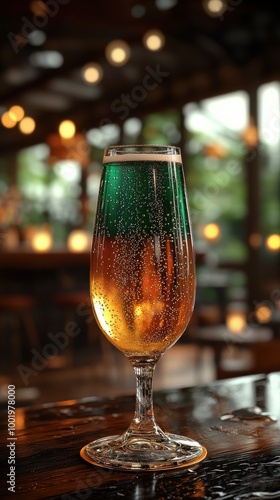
left=81, top=433, right=207, bottom=471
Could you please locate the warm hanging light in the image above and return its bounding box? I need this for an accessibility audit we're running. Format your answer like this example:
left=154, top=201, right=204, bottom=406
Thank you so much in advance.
left=203, top=223, right=220, bottom=242
left=1, top=111, right=17, bottom=128
left=105, top=40, right=131, bottom=66
left=226, top=303, right=248, bottom=334
left=82, top=63, right=103, bottom=84
left=19, top=116, right=36, bottom=134
left=255, top=305, right=272, bottom=323
left=143, top=30, right=165, bottom=51
left=9, top=105, right=25, bottom=122
left=31, top=229, right=53, bottom=252
left=265, top=233, right=280, bottom=252
left=226, top=312, right=247, bottom=334
left=67, top=230, right=91, bottom=252
left=203, top=0, right=227, bottom=17
left=58, top=120, right=76, bottom=139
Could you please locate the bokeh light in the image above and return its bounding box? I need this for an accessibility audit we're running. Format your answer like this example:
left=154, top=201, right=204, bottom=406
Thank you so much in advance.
left=249, top=232, right=262, bottom=248
left=30, top=0, right=48, bottom=14
left=203, top=223, right=221, bottom=242
left=1, top=111, right=17, bottom=128
left=203, top=0, right=227, bottom=17
left=31, top=230, right=53, bottom=252
left=242, top=118, right=258, bottom=147
left=59, top=120, right=76, bottom=139
left=255, top=305, right=272, bottom=323
left=82, top=63, right=103, bottom=84
left=143, top=30, right=165, bottom=51
left=9, top=105, right=25, bottom=122
left=19, top=116, right=36, bottom=134
left=131, top=4, right=146, bottom=18
left=67, top=230, right=90, bottom=252
left=265, top=234, right=280, bottom=252
left=105, top=40, right=131, bottom=66
left=226, top=312, right=247, bottom=334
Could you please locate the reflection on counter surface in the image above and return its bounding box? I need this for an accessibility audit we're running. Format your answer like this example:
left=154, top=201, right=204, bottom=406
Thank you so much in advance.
left=0, top=373, right=279, bottom=498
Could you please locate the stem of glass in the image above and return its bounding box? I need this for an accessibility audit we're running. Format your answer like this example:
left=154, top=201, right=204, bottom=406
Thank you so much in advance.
left=127, top=358, right=162, bottom=437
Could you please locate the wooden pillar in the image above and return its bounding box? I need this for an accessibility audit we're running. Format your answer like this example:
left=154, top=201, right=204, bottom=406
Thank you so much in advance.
left=246, top=86, right=261, bottom=306
left=7, top=153, right=17, bottom=185
left=80, top=166, right=88, bottom=228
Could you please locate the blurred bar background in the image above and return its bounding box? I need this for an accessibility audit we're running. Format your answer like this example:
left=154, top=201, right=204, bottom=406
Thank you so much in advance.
left=0, top=0, right=279, bottom=406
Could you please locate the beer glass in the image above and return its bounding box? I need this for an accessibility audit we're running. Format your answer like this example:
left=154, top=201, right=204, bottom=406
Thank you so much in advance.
left=82, top=145, right=206, bottom=470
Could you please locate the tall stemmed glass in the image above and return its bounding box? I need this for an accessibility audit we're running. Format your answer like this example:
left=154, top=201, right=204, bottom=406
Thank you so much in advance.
left=82, top=145, right=207, bottom=471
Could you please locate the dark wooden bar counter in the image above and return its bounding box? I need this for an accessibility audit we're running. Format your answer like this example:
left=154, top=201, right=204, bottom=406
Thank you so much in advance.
left=1, top=373, right=280, bottom=499
left=0, top=249, right=90, bottom=270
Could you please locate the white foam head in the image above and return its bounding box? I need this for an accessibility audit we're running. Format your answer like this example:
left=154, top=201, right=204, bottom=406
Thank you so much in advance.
left=103, top=152, right=182, bottom=163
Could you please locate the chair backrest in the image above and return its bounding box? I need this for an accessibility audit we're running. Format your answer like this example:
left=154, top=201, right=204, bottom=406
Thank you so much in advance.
left=217, top=339, right=280, bottom=379
left=251, top=339, right=280, bottom=373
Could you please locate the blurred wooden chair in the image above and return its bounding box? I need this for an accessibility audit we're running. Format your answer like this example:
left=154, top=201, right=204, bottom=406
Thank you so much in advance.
left=217, top=339, right=280, bottom=379
left=53, top=291, right=114, bottom=364
left=0, top=294, right=40, bottom=366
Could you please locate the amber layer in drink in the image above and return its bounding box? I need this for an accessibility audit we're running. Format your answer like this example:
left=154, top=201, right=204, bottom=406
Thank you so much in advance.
left=91, top=234, right=195, bottom=356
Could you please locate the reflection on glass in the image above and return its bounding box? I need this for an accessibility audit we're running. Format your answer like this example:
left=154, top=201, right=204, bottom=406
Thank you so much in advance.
left=82, top=144, right=207, bottom=471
